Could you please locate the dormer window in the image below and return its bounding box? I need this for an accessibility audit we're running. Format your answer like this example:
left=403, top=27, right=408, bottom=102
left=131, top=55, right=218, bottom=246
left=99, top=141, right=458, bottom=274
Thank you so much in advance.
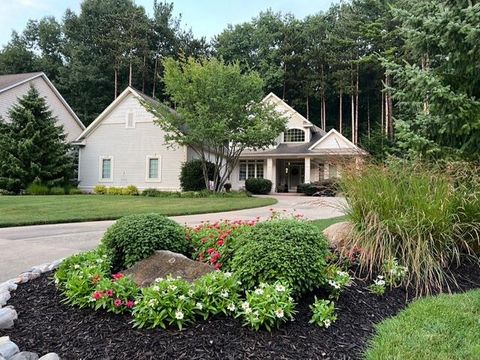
left=284, top=128, right=305, bottom=142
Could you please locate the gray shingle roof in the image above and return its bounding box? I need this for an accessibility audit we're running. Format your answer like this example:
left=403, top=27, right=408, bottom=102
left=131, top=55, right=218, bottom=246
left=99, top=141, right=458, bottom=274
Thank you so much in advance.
left=0, top=72, right=43, bottom=93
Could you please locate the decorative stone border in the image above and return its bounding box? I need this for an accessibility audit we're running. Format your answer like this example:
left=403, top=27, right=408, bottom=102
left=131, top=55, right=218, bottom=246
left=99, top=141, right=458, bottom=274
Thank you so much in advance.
left=0, top=259, right=64, bottom=360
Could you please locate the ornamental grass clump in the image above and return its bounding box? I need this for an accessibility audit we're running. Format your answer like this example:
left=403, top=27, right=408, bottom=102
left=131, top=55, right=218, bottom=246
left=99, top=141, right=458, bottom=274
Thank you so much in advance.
left=229, top=219, right=330, bottom=296
left=238, top=282, right=296, bottom=331
left=340, top=160, right=480, bottom=295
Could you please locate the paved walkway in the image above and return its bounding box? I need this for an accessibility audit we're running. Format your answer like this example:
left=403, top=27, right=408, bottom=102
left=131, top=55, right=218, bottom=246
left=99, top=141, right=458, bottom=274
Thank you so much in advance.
left=0, top=195, right=345, bottom=281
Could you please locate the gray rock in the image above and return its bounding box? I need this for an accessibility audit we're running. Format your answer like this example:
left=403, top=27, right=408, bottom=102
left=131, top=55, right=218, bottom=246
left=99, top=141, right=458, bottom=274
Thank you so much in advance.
left=47, top=259, right=63, bottom=271
left=10, top=351, right=39, bottom=360
left=0, top=281, right=17, bottom=292
left=15, top=272, right=40, bottom=284
left=0, top=290, right=10, bottom=307
left=0, top=336, right=19, bottom=358
left=0, top=307, right=17, bottom=329
left=38, top=353, right=60, bottom=360
left=123, top=250, right=215, bottom=287
left=323, top=221, right=354, bottom=250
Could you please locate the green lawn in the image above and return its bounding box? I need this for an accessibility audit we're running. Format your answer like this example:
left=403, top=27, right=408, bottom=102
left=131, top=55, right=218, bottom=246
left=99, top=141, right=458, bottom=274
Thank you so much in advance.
left=0, top=195, right=277, bottom=227
left=365, top=289, right=480, bottom=360
left=311, top=216, right=347, bottom=232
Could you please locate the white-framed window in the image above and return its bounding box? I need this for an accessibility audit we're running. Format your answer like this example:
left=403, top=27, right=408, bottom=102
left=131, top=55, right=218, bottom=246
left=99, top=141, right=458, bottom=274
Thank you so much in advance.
left=239, top=160, right=264, bottom=180
left=284, top=128, right=305, bottom=142
left=329, top=164, right=338, bottom=178
left=146, top=155, right=161, bottom=182
left=99, top=156, right=113, bottom=182
left=126, top=110, right=135, bottom=128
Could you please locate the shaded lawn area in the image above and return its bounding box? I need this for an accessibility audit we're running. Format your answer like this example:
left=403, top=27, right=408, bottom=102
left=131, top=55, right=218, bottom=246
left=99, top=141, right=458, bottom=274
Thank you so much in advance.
left=0, top=195, right=277, bottom=227
left=311, top=216, right=347, bottom=232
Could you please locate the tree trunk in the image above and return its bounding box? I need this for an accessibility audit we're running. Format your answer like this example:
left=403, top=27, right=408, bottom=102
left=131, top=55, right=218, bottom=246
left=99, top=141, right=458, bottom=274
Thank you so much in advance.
left=322, top=96, right=326, bottom=130
left=114, top=67, right=118, bottom=99
left=306, top=95, right=309, bottom=120
left=351, top=94, right=355, bottom=144
left=355, top=62, right=359, bottom=145
left=152, top=56, right=158, bottom=98
left=339, top=88, right=343, bottom=134
left=142, top=55, right=146, bottom=93
left=381, top=89, right=384, bottom=135
left=129, top=61, right=133, bottom=87
left=282, top=63, right=287, bottom=100
left=367, top=96, right=371, bottom=138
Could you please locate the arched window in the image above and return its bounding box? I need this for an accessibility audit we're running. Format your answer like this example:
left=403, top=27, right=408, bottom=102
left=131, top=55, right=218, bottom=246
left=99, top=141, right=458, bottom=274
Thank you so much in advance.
left=284, top=128, right=305, bottom=142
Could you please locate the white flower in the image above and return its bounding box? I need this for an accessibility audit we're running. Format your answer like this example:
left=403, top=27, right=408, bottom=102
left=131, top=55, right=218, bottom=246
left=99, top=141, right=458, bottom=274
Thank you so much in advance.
left=275, top=284, right=286, bottom=292
left=375, top=279, right=386, bottom=286
left=152, top=285, right=160, bottom=292
left=241, top=301, right=250, bottom=310
left=220, top=290, right=229, bottom=298
left=275, top=308, right=284, bottom=318
left=188, top=289, right=194, bottom=297
left=148, top=299, right=157, bottom=307
left=74, top=264, right=80, bottom=269
left=377, top=275, right=384, bottom=280
left=328, top=280, right=341, bottom=289
left=155, top=277, right=164, bottom=283
left=175, top=310, right=184, bottom=320
left=179, top=295, right=186, bottom=300
left=96, top=259, right=103, bottom=264
left=168, top=285, right=177, bottom=292
left=324, top=319, right=331, bottom=328
left=196, top=302, right=203, bottom=310
left=244, top=307, right=252, bottom=314
left=337, top=271, right=348, bottom=277
left=227, top=303, right=236, bottom=312
left=254, top=288, right=264, bottom=295
left=224, top=272, right=232, bottom=278
left=259, top=282, right=267, bottom=288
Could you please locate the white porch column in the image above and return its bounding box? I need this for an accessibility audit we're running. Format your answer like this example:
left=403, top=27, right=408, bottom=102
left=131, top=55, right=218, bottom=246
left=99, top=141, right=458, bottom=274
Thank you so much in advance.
left=266, top=157, right=276, bottom=193
left=304, top=157, right=311, bottom=184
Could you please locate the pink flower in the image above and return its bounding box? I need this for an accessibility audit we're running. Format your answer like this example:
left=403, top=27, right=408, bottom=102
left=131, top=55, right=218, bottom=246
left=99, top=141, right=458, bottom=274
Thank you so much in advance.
left=126, top=300, right=135, bottom=309
left=217, top=239, right=224, bottom=246
left=114, top=298, right=122, bottom=307
left=214, top=263, right=222, bottom=270
left=112, top=273, right=124, bottom=281
left=92, top=291, right=103, bottom=300
left=105, top=289, right=114, bottom=297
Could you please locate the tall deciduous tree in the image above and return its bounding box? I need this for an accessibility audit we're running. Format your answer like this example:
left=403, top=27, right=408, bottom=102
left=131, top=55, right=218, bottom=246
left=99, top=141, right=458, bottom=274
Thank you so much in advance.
left=143, top=57, right=287, bottom=191
left=0, top=86, right=74, bottom=193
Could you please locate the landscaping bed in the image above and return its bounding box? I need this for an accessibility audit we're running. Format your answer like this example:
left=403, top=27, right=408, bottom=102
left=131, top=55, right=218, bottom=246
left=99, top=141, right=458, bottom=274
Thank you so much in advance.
left=3, top=262, right=479, bottom=360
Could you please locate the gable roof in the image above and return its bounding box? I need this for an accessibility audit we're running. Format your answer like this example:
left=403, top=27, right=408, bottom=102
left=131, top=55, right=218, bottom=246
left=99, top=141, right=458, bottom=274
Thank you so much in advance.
left=308, top=129, right=356, bottom=150
left=0, top=71, right=85, bottom=130
left=262, top=92, right=313, bottom=127
left=75, top=86, right=165, bottom=142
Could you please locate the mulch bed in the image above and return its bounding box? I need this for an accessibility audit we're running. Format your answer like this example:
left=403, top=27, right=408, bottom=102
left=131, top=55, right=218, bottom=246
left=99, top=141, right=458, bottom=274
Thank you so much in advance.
left=2, top=263, right=480, bottom=360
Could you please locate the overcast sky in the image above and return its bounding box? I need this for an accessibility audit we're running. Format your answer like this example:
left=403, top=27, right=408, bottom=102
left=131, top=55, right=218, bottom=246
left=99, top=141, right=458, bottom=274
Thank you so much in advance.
left=0, top=0, right=336, bottom=47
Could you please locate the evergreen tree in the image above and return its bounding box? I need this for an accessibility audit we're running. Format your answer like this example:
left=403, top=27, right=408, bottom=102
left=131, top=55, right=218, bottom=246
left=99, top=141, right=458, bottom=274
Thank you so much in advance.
left=0, top=86, right=74, bottom=193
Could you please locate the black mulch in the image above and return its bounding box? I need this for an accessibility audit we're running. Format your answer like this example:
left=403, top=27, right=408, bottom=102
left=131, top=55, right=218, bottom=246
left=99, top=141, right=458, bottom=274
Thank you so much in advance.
left=2, top=263, right=480, bottom=360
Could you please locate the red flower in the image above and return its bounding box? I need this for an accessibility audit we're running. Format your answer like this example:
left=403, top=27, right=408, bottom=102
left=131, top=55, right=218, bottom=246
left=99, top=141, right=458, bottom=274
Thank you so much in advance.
left=207, top=248, right=215, bottom=255
left=92, top=291, right=103, bottom=300
left=114, top=298, right=122, bottom=307
left=217, top=239, right=224, bottom=246
left=126, top=300, right=135, bottom=309
left=105, top=289, right=114, bottom=297
left=214, top=263, right=222, bottom=270
left=112, top=273, right=124, bottom=281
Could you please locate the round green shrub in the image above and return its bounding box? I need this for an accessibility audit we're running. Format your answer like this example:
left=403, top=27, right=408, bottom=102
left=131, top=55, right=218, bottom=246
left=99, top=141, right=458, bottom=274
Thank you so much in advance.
left=229, top=219, right=330, bottom=296
left=101, top=214, right=189, bottom=269
left=245, top=178, right=272, bottom=194
left=180, top=159, right=216, bottom=191
left=49, top=186, right=65, bottom=195
left=26, top=183, right=49, bottom=195
left=93, top=185, right=107, bottom=194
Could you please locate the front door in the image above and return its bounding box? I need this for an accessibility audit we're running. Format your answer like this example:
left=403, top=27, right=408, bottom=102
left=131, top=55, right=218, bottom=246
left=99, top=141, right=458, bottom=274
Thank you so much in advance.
left=287, top=162, right=304, bottom=191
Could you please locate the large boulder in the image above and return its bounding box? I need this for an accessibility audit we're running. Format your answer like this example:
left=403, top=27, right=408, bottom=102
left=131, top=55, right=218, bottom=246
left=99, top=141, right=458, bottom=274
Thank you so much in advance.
left=123, top=250, right=214, bottom=287
left=323, top=221, right=354, bottom=249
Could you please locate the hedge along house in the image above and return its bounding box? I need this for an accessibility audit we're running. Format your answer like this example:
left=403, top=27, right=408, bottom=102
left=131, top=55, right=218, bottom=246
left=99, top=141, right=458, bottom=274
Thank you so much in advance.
left=75, top=88, right=365, bottom=193
left=229, top=93, right=366, bottom=192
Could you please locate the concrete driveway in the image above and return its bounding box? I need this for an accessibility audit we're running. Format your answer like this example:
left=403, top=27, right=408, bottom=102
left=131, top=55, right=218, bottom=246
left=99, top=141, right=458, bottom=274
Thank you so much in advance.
left=0, top=195, right=345, bottom=281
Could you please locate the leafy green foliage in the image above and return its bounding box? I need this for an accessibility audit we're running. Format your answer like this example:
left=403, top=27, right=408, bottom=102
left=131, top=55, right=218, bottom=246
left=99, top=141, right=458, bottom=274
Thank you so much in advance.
left=132, top=276, right=197, bottom=330
left=26, top=183, right=49, bottom=195
left=382, top=258, right=408, bottom=288
left=107, top=187, right=123, bottom=195
left=309, top=298, right=337, bottom=328
left=180, top=159, right=216, bottom=191
left=368, top=276, right=386, bottom=296
left=245, top=178, right=272, bottom=194
left=122, top=185, right=139, bottom=196
left=0, top=87, right=75, bottom=193
left=49, top=186, right=65, bottom=195
left=101, top=214, right=188, bottom=269
left=90, top=274, right=139, bottom=314
left=340, top=160, right=480, bottom=294
left=324, top=265, right=352, bottom=300
left=93, top=185, right=107, bottom=194
left=229, top=219, right=330, bottom=296
left=238, top=282, right=296, bottom=332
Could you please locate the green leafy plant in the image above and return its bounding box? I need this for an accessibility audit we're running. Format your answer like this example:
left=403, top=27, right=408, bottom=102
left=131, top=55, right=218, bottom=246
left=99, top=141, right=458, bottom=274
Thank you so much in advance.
left=180, top=159, right=216, bottom=191
left=68, top=187, right=83, bottom=195
left=49, top=186, right=65, bottom=195
left=245, top=178, right=272, bottom=194
left=309, top=298, right=337, bottom=328
left=132, top=276, right=196, bottom=330
left=107, top=187, right=123, bottom=195
left=91, top=273, right=139, bottom=314
left=122, top=185, right=139, bottom=195
left=101, top=214, right=188, bottom=269
left=192, top=271, right=241, bottom=319
left=26, top=183, right=49, bottom=195
left=368, top=276, right=386, bottom=296
left=324, top=265, right=352, bottom=299
left=229, top=219, right=330, bottom=296
left=93, top=185, right=107, bottom=194
left=238, top=281, right=296, bottom=331
left=382, top=258, right=408, bottom=288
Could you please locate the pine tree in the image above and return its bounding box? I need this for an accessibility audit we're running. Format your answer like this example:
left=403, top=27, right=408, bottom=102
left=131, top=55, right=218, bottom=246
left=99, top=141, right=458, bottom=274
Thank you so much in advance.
left=0, top=86, right=74, bottom=193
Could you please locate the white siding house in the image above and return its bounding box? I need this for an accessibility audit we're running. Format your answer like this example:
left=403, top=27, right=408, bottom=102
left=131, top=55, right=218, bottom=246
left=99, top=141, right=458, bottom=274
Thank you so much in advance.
left=75, top=87, right=187, bottom=192
left=0, top=72, right=84, bottom=142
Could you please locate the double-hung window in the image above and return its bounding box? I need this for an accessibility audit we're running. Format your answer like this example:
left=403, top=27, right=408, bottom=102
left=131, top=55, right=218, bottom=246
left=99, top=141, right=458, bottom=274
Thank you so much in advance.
left=146, top=156, right=161, bottom=181
left=239, top=160, right=264, bottom=180
left=99, top=156, right=113, bottom=181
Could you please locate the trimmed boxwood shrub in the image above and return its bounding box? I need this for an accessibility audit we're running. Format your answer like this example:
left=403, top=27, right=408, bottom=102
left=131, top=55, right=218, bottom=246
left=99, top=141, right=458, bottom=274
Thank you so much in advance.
left=180, top=159, right=216, bottom=191
left=245, top=178, right=272, bottom=194
left=229, top=219, right=330, bottom=296
left=101, top=214, right=189, bottom=269
left=94, top=185, right=107, bottom=194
